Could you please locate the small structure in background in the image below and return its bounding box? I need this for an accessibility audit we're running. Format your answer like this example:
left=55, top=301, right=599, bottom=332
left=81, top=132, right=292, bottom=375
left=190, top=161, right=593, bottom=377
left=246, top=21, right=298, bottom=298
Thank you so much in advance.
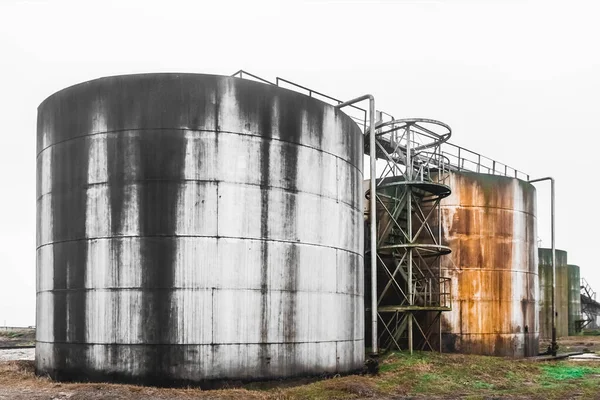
left=580, top=278, right=600, bottom=330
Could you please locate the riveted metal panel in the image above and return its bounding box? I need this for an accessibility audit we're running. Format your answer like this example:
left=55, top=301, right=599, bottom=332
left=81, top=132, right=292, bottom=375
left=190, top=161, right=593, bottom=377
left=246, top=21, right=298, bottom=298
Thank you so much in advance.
left=36, top=73, right=364, bottom=385
left=437, top=172, right=538, bottom=357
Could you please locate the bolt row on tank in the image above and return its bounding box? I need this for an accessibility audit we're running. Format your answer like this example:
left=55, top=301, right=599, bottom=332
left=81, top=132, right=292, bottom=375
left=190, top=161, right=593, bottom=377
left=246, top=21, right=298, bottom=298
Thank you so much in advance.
left=35, top=72, right=589, bottom=385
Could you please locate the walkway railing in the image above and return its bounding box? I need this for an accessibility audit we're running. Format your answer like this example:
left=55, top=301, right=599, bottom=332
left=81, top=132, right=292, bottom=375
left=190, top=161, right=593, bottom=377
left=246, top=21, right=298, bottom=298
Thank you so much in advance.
left=231, top=70, right=529, bottom=180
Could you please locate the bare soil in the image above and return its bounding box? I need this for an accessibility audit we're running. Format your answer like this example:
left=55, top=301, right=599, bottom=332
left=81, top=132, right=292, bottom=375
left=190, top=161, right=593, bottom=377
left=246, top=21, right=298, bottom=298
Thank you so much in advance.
left=539, top=333, right=600, bottom=354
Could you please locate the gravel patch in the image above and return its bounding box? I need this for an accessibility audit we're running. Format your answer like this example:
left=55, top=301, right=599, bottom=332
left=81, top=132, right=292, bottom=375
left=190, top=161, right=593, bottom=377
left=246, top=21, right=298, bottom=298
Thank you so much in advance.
left=0, top=348, right=35, bottom=362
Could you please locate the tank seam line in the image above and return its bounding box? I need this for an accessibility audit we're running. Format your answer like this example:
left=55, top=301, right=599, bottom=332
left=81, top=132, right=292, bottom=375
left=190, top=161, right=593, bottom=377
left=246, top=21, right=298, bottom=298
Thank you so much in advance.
left=443, top=333, right=539, bottom=336
left=36, top=288, right=365, bottom=295
left=35, top=339, right=365, bottom=345
left=441, top=204, right=536, bottom=216
left=36, top=235, right=364, bottom=257
left=442, top=269, right=539, bottom=273
left=36, top=181, right=362, bottom=212
left=36, top=128, right=364, bottom=171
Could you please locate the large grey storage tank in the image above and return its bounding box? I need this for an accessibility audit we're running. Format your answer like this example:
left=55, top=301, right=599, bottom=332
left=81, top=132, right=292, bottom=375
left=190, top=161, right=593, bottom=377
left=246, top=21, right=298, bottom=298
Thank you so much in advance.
left=437, top=172, right=538, bottom=357
left=36, top=73, right=364, bottom=384
left=538, top=248, right=568, bottom=339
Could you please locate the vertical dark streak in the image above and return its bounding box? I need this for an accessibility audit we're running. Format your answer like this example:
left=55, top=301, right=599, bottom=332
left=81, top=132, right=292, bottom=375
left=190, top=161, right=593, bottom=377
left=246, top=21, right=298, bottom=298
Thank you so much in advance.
left=50, top=137, right=90, bottom=377
left=258, top=97, right=272, bottom=376
left=278, top=97, right=302, bottom=372
left=138, top=132, right=186, bottom=384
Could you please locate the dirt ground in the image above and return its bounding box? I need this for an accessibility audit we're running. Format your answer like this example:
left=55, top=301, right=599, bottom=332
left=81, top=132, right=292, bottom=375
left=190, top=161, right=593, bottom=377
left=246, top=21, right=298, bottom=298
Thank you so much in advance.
left=0, top=348, right=34, bottom=362
left=540, top=333, right=600, bottom=354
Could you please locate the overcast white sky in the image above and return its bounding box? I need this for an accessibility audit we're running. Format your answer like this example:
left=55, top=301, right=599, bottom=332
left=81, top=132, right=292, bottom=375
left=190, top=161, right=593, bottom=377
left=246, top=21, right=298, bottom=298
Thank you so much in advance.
left=1, top=0, right=598, bottom=326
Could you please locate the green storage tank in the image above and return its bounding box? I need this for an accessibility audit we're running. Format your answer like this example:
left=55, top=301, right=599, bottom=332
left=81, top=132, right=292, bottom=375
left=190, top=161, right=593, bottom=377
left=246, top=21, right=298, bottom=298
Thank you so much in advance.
left=538, top=248, right=568, bottom=339
left=567, top=264, right=582, bottom=335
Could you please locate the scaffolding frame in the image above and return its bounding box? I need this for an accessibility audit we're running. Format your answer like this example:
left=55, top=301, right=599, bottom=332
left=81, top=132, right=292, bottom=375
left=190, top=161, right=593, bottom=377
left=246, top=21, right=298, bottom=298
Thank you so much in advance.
left=580, top=278, right=600, bottom=330
left=367, top=118, right=453, bottom=354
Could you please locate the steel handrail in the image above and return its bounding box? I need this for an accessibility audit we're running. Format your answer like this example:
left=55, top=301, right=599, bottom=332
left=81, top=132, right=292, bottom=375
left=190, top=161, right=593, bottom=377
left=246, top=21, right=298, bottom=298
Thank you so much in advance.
left=231, top=69, right=530, bottom=180
left=230, top=70, right=275, bottom=85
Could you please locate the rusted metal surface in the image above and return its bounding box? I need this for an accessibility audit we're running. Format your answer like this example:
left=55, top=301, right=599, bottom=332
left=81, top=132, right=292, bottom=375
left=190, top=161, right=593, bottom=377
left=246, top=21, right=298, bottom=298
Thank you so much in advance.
left=436, top=171, right=538, bottom=357
left=538, top=249, right=569, bottom=338
left=36, top=73, right=364, bottom=385
left=567, top=265, right=582, bottom=335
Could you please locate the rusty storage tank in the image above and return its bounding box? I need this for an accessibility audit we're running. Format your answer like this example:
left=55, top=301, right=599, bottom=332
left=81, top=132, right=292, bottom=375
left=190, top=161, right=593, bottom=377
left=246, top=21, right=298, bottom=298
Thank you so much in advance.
left=437, top=171, right=538, bottom=357
left=538, top=248, right=568, bottom=339
left=36, top=73, right=364, bottom=385
left=567, top=264, right=582, bottom=335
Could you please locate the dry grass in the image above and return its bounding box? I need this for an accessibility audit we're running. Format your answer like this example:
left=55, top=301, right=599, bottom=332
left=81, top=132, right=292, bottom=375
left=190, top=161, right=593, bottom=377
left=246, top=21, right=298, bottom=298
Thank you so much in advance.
left=4, top=339, right=600, bottom=399
left=0, top=361, right=279, bottom=399
left=0, top=328, right=36, bottom=348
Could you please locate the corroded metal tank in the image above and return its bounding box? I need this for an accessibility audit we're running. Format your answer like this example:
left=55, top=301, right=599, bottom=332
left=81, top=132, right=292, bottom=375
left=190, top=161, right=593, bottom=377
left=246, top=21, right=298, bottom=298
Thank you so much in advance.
left=567, top=264, right=582, bottom=335
left=36, top=73, right=364, bottom=384
left=437, top=171, right=538, bottom=357
left=538, top=248, right=568, bottom=338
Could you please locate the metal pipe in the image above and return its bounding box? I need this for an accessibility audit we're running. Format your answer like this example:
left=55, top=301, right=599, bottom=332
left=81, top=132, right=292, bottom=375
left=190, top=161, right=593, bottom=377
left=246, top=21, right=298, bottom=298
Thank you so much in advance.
left=406, top=125, right=413, bottom=355
left=335, top=94, right=377, bottom=355
left=529, top=177, right=557, bottom=356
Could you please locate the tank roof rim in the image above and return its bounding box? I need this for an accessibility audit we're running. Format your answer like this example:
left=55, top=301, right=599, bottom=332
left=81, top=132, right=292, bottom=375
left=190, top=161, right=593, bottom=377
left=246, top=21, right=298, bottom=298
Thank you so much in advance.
left=37, top=72, right=362, bottom=124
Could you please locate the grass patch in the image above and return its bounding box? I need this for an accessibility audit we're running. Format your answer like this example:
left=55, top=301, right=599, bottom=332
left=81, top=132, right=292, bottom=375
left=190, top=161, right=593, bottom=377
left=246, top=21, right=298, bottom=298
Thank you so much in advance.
left=541, top=364, right=600, bottom=380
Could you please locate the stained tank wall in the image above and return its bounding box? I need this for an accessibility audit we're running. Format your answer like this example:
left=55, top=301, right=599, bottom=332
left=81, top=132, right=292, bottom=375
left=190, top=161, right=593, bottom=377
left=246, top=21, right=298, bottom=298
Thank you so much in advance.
left=437, top=171, right=538, bottom=357
left=567, top=264, right=582, bottom=335
left=538, top=248, right=568, bottom=338
left=35, top=73, right=365, bottom=384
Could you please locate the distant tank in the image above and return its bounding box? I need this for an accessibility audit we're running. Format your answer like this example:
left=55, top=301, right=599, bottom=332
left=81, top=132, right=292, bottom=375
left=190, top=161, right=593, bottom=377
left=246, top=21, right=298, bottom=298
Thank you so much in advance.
left=437, top=171, right=538, bottom=357
left=567, top=264, right=582, bottom=335
left=538, top=248, right=568, bottom=338
left=36, top=73, right=364, bottom=385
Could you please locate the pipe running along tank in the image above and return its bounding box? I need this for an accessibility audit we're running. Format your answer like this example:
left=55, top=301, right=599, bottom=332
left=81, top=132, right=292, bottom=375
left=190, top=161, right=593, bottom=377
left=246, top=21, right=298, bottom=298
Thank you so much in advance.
left=36, top=73, right=364, bottom=385
left=437, top=172, right=538, bottom=357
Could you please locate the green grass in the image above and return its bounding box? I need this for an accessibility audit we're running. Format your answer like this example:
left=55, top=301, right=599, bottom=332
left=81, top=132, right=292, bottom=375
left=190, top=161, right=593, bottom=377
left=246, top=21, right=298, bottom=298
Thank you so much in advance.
left=541, top=364, right=600, bottom=380
left=331, top=352, right=600, bottom=399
